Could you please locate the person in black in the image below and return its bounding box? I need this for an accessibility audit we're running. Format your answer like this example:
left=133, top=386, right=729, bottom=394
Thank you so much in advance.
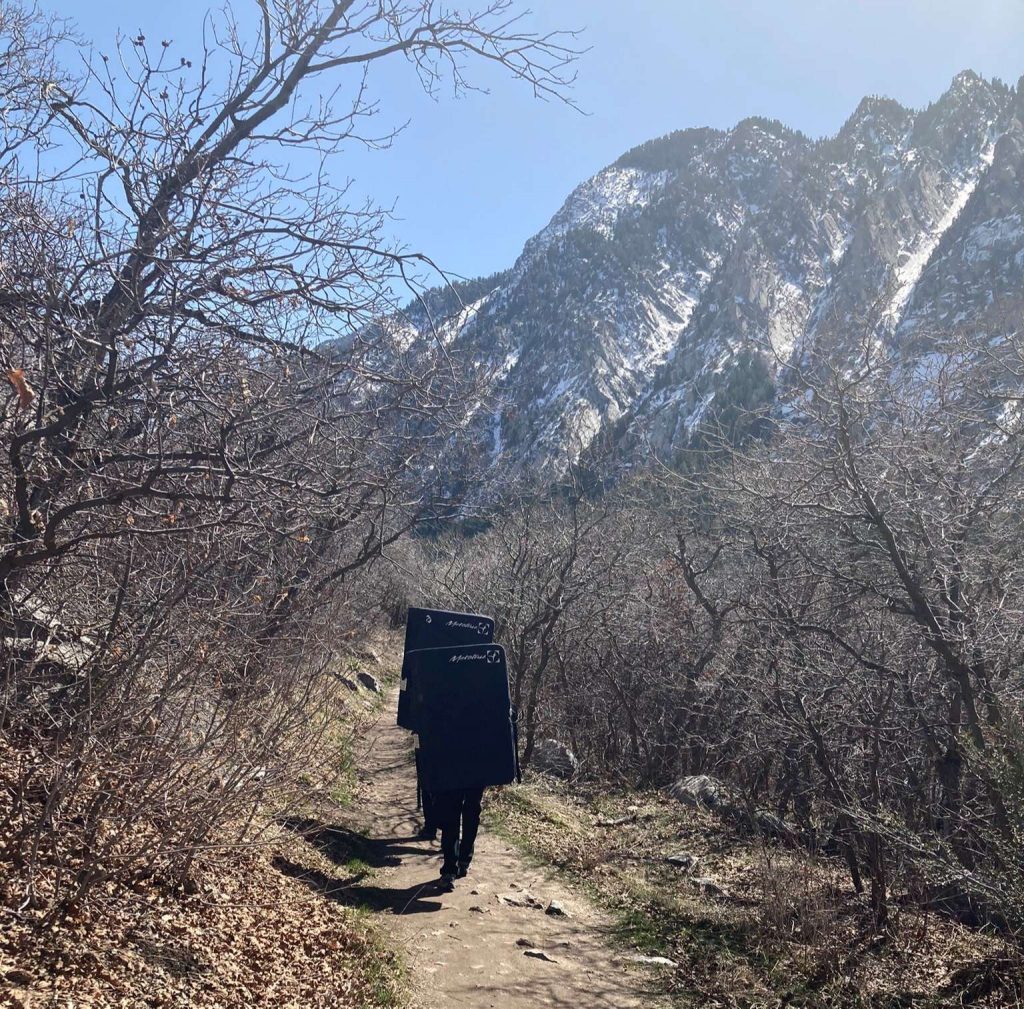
left=432, top=786, right=485, bottom=889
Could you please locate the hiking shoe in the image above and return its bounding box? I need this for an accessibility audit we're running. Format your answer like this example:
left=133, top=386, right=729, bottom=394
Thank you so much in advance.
left=415, top=826, right=437, bottom=842
left=455, top=863, right=470, bottom=879
left=439, top=873, right=456, bottom=893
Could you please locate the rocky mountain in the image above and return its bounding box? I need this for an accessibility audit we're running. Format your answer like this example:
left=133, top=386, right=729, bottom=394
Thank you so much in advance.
left=396, top=71, right=1024, bottom=477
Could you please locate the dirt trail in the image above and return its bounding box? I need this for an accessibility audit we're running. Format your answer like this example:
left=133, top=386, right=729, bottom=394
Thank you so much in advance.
left=339, top=688, right=668, bottom=1009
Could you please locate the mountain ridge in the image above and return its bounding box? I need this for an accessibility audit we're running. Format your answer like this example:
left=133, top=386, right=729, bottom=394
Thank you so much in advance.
left=390, top=70, right=1024, bottom=477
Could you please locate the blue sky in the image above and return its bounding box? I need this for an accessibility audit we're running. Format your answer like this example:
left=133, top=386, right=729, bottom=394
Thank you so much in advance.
left=47, top=0, right=1024, bottom=283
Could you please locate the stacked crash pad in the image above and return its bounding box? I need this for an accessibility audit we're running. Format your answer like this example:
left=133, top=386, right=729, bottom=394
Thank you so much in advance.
left=399, top=607, right=517, bottom=791
left=398, top=607, right=494, bottom=730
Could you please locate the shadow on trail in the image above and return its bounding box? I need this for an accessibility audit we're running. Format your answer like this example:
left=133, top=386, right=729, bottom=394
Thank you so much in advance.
left=280, top=816, right=428, bottom=868
left=273, top=855, right=444, bottom=915
left=276, top=817, right=445, bottom=915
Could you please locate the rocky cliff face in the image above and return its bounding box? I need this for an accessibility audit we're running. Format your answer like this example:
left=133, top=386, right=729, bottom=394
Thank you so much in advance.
left=396, top=71, right=1024, bottom=477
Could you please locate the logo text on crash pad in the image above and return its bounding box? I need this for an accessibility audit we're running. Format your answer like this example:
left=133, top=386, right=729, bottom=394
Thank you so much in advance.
left=448, top=650, right=501, bottom=664
left=445, top=619, right=490, bottom=635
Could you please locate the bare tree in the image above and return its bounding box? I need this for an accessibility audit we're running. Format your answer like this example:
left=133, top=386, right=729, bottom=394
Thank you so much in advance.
left=0, top=0, right=579, bottom=924
left=421, top=325, right=1024, bottom=933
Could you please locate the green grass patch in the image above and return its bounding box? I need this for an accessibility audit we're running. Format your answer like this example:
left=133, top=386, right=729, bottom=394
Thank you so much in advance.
left=344, top=855, right=373, bottom=875
left=328, top=746, right=359, bottom=807
left=612, top=904, right=675, bottom=955
left=487, top=786, right=674, bottom=956
left=486, top=780, right=784, bottom=1006
left=347, top=907, right=409, bottom=1008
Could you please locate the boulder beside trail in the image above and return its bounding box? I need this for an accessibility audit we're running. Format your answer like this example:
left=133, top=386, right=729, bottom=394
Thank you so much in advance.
left=668, top=774, right=797, bottom=842
left=356, top=671, right=381, bottom=693
left=667, top=774, right=732, bottom=811
left=691, top=876, right=727, bottom=898
left=531, top=738, right=579, bottom=779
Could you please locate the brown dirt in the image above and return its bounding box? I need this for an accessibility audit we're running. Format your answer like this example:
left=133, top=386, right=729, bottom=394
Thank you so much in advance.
left=329, top=689, right=671, bottom=1009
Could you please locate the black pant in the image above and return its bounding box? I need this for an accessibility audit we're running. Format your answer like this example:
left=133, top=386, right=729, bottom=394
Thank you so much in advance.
left=421, top=787, right=437, bottom=831
left=416, top=752, right=437, bottom=832
left=432, top=787, right=484, bottom=874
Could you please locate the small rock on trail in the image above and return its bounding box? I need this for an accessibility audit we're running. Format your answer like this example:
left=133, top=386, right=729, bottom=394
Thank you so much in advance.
left=498, top=891, right=544, bottom=909
left=622, top=954, right=678, bottom=968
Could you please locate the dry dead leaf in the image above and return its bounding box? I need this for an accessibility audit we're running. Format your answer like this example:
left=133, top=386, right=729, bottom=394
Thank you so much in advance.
left=6, top=368, right=34, bottom=409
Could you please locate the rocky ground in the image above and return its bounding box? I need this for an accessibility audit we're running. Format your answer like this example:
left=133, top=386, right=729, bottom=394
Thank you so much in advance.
left=487, top=779, right=1024, bottom=1007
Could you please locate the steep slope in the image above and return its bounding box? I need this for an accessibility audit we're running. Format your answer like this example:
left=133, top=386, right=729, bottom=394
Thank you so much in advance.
left=393, top=71, right=1024, bottom=477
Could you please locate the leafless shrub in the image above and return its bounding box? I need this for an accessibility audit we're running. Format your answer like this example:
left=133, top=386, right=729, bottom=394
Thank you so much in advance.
left=422, top=326, right=1024, bottom=934
left=0, top=0, right=579, bottom=926
left=754, top=847, right=842, bottom=952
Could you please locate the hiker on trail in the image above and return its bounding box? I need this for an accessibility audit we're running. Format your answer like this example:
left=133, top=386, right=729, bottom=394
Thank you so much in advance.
left=398, top=613, right=518, bottom=894
left=399, top=607, right=498, bottom=843
left=434, top=785, right=486, bottom=890
left=431, top=701, right=519, bottom=892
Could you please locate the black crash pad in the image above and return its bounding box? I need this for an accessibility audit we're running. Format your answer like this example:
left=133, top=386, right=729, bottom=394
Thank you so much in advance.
left=398, top=607, right=494, bottom=730
left=409, top=644, right=516, bottom=791
left=403, top=607, right=494, bottom=653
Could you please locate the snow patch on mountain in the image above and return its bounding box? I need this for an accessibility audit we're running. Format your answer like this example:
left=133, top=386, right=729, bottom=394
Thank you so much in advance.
left=527, top=166, right=671, bottom=253
left=767, top=280, right=809, bottom=361
left=393, top=72, right=1024, bottom=481
left=962, top=213, right=1024, bottom=265
left=884, top=142, right=997, bottom=330
left=439, top=293, right=491, bottom=344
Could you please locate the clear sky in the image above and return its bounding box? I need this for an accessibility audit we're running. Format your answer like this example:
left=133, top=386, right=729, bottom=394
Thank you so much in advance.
left=45, top=0, right=1024, bottom=283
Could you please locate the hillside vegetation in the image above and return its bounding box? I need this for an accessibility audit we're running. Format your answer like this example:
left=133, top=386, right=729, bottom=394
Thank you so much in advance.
left=491, top=778, right=1024, bottom=1007
left=400, top=338, right=1024, bottom=1003
left=0, top=0, right=577, bottom=1002
left=3, top=2, right=1023, bottom=1006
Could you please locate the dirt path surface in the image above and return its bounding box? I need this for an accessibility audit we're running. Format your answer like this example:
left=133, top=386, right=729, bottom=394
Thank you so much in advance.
left=338, top=689, right=668, bottom=1009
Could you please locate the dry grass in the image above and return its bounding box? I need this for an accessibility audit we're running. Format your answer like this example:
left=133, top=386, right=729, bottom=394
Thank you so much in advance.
left=488, top=778, right=1024, bottom=1008
left=0, top=661, right=406, bottom=1009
